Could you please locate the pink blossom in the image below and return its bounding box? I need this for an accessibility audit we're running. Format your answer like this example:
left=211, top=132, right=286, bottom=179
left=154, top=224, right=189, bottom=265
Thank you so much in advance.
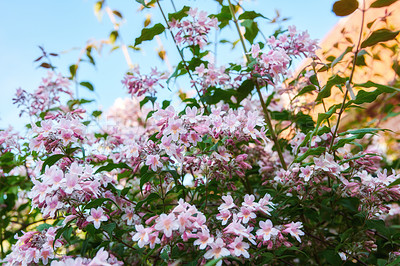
left=145, top=154, right=163, bottom=172
left=154, top=213, right=179, bottom=238
left=237, top=206, right=256, bottom=224
left=299, top=165, right=313, bottom=182
left=132, top=225, right=154, bottom=248
left=229, top=236, right=250, bottom=258
left=64, top=173, right=81, bottom=194
left=87, top=207, right=108, bottom=229
left=256, top=220, right=279, bottom=241
left=282, top=222, right=304, bottom=243
left=203, top=237, right=230, bottom=264
left=193, top=228, right=214, bottom=249
left=216, top=210, right=231, bottom=225
left=218, top=195, right=235, bottom=211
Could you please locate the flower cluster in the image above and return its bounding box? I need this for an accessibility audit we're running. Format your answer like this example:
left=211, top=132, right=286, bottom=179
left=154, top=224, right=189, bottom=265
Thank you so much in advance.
left=13, top=71, right=72, bottom=117
left=4, top=227, right=62, bottom=265
left=193, top=63, right=249, bottom=92
left=28, top=162, right=114, bottom=219
left=169, top=8, right=218, bottom=49
left=250, top=26, right=318, bottom=83
left=131, top=194, right=304, bottom=265
left=340, top=169, right=400, bottom=217
left=51, top=248, right=122, bottom=266
left=29, top=113, right=86, bottom=153
left=0, top=126, right=21, bottom=153
left=122, top=66, right=167, bottom=97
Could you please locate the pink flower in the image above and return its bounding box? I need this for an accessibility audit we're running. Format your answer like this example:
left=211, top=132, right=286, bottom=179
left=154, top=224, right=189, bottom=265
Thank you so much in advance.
left=177, top=211, right=193, bottom=233
left=257, top=193, right=274, bottom=215
left=229, top=236, right=250, bottom=258
left=193, top=228, right=214, bottom=249
left=256, top=220, right=279, bottom=241
left=251, top=43, right=261, bottom=58
left=64, top=173, right=81, bottom=194
left=242, top=194, right=258, bottom=210
left=87, top=207, right=108, bottom=229
left=154, top=213, right=179, bottom=238
left=148, top=232, right=161, bottom=249
left=216, top=210, right=231, bottom=225
left=44, top=196, right=63, bottom=218
left=299, top=165, right=313, bottom=182
left=237, top=206, right=256, bottom=224
left=165, top=118, right=186, bottom=141
left=122, top=207, right=139, bottom=226
left=282, top=222, right=304, bottom=242
left=40, top=247, right=54, bottom=264
left=204, top=238, right=230, bottom=264
left=218, top=195, right=235, bottom=211
left=194, top=64, right=206, bottom=77
left=145, top=154, right=163, bottom=172
left=132, top=225, right=154, bottom=248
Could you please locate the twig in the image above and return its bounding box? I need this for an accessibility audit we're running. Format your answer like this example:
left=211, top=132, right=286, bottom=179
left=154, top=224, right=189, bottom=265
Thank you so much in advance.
left=329, top=0, right=366, bottom=153
left=155, top=0, right=208, bottom=112
left=227, top=0, right=287, bottom=170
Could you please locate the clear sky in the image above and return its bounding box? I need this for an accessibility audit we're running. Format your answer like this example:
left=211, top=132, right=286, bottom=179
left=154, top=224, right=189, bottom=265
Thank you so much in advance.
left=0, top=0, right=340, bottom=131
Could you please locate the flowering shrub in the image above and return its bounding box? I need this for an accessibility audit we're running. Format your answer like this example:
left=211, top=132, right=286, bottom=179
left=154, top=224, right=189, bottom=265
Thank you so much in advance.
left=2, top=0, right=400, bottom=265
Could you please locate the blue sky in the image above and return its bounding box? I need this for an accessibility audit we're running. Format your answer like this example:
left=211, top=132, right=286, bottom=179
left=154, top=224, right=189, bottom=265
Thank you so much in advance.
left=0, top=0, right=340, bottom=131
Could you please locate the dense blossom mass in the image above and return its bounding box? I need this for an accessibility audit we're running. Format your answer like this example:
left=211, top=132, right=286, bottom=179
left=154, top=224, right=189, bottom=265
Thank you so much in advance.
left=2, top=2, right=400, bottom=266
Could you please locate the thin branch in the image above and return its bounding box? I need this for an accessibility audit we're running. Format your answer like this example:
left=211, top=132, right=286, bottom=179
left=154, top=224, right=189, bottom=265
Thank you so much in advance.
left=329, top=0, right=366, bottom=152
left=155, top=0, right=208, bottom=112
left=227, top=0, right=287, bottom=170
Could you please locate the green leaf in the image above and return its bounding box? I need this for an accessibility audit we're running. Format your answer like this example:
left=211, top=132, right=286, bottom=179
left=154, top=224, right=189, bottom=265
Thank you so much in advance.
left=168, top=6, right=190, bottom=21
left=135, top=23, right=165, bottom=46
left=316, top=75, right=347, bottom=101
left=140, top=172, right=153, bottom=193
left=387, top=257, right=400, bottom=266
left=62, top=226, right=73, bottom=243
left=202, top=87, right=235, bottom=105
left=95, top=163, right=132, bottom=174
left=370, top=0, right=398, bottom=8
left=69, top=64, right=77, bottom=79
left=136, top=192, right=160, bottom=210
left=84, top=198, right=121, bottom=210
left=210, top=6, right=232, bottom=29
left=338, top=197, right=359, bottom=213
left=102, top=222, right=116, bottom=237
left=140, top=96, right=157, bottom=108
left=135, top=0, right=152, bottom=8
left=238, top=11, right=267, bottom=20
left=41, top=154, right=65, bottom=174
left=241, top=19, right=259, bottom=44
left=160, top=245, right=170, bottom=260
left=295, top=113, right=315, bottom=132
left=80, top=81, right=94, bottom=91
left=205, top=258, right=224, bottom=266
left=353, top=81, right=398, bottom=104
left=162, top=100, right=171, bottom=109
left=295, top=85, right=316, bottom=98
left=109, top=30, right=118, bottom=44
left=331, top=46, right=353, bottom=68
left=389, top=177, right=400, bottom=187
left=361, top=29, right=400, bottom=48
left=295, top=146, right=326, bottom=163
left=92, top=110, right=102, bottom=117
left=365, top=219, right=389, bottom=236
left=332, top=0, right=359, bottom=16
left=339, top=128, right=386, bottom=136
left=236, top=80, right=254, bottom=104
left=37, top=223, right=52, bottom=232
left=319, top=250, right=342, bottom=265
